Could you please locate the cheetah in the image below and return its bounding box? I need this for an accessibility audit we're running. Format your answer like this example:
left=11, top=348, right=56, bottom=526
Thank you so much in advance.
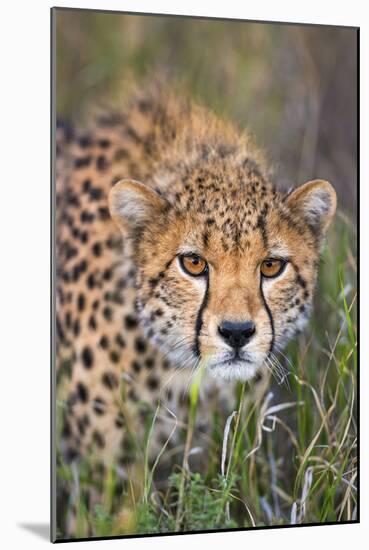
left=55, top=86, right=336, bottom=534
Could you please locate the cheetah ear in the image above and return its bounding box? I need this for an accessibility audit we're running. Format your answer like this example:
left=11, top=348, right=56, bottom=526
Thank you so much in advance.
left=285, top=179, right=337, bottom=234
left=109, top=179, right=168, bottom=233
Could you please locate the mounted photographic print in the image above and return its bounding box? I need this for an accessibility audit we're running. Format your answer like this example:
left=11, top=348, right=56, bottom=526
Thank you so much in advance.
left=51, top=7, right=358, bottom=542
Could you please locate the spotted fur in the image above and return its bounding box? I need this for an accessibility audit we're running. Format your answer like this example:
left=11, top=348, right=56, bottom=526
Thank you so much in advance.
left=56, top=86, right=336, bottom=508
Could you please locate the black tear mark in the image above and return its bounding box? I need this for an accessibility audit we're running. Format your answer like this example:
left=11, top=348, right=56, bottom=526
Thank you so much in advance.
left=259, top=279, right=274, bottom=354
left=193, top=275, right=210, bottom=357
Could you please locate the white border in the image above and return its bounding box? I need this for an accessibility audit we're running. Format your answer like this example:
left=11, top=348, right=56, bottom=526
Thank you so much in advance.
left=1, top=1, right=366, bottom=548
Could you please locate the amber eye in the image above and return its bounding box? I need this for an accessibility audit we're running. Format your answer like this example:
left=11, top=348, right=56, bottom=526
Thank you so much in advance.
left=260, top=258, right=286, bottom=278
left=179, top=254, right=208, bottom=277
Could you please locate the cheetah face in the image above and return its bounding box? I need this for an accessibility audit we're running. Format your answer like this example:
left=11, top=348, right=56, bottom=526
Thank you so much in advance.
left=110, top=178, right=336, bottom=382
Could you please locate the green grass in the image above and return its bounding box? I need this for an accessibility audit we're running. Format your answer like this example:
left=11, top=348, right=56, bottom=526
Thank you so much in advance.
left=56, top=214, right=357, bottom=539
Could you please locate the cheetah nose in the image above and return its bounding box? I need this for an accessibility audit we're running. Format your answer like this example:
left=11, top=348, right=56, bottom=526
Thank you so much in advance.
left=218, top=320, right=256, bottom=349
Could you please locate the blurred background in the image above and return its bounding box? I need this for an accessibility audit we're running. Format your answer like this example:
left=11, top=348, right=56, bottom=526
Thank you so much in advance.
left=56, top=9, right=357, bottom=215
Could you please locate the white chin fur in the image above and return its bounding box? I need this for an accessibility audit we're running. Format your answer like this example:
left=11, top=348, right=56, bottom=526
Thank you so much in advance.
left=209, top=360, right=260, bottom=382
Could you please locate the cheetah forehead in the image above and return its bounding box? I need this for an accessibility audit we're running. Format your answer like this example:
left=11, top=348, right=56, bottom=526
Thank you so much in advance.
left=167, top=182, right=283, bottom=256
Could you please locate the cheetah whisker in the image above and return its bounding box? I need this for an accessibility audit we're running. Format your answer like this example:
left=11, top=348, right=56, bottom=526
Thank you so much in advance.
left=270, top=354, right=291, bottom=390
left=265, top=355, right=287, bottom=388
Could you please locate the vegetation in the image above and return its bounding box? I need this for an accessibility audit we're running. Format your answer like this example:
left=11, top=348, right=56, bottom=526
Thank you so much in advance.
left=56, top=214, right=357, bottom=538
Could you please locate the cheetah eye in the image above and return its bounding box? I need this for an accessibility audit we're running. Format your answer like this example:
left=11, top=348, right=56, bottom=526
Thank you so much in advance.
left=179, top=254, right=208, bottom=277
left=260, top=258, right=286, bottom=278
